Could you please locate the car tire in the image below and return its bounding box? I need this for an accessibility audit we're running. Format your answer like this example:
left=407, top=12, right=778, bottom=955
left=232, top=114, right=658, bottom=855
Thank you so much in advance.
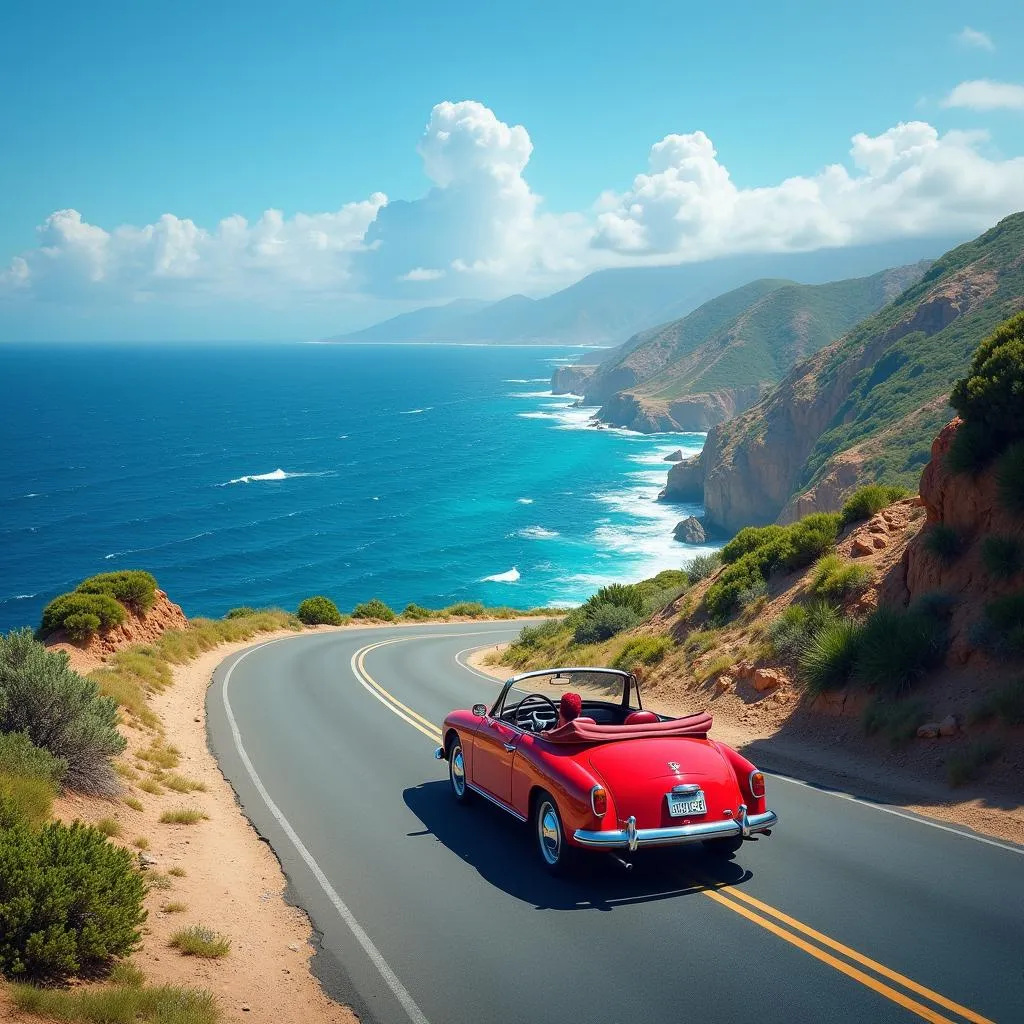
left=703, top=835, right=744, bottom=857
left=447, top=734, right=472, bottom=804
left=534, top=791, right=574, bottom=874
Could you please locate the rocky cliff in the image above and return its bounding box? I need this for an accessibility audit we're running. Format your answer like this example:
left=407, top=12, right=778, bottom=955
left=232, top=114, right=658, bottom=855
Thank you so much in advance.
left=601, top=386, right=764, bottom=433
left=551, top=364, right=596, bottom=395
left=673, top=213, right=1024, bottom=533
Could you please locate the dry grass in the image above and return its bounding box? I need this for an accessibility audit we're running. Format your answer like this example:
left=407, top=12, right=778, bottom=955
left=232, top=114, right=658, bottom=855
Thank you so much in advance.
left=164, top=773, right=207, bottom=793
left=168, top=866, right=187, bottom=877
left=159, top=807, right=207, bottom=825
left=11, top=979, right=218, bottom=1023
left=162, top=901, right=188, bottom=914
left=133, top=836, right=150, bottom=850
left=694, top=654, right=734, bottom=684
left=95, top=816, right=122, bottom=838
left=138, top=742, right=181, bottom=770
left=146, top=872, right=174, bottom=891
left=123, top=796, right=144, bottom=811
left=169, top=925, right=231, bottom=959
left=139, top=778, right=163, bottom=795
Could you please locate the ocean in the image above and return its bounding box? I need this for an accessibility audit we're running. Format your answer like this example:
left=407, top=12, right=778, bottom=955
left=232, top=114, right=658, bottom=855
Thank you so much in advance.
left=0, top=343, right=714, bottom=634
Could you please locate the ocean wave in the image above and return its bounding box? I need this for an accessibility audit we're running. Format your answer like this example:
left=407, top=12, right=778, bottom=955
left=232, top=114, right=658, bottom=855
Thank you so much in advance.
left=482, top=566, right=521, bottom=583
left=517, top=497, right=533, bottom=504
left=220, top=468, right=332, bottom=486
left=509, top=390, right=554, bottom=399
left=503, top=378, right=550, bottom=383
left=400, top=407, right=432, bottom=415
left=512, top=526, right=559, bottom=540
left=5, top=593, right=37, bottom=601
left=104, top=530, right=215, bottom=561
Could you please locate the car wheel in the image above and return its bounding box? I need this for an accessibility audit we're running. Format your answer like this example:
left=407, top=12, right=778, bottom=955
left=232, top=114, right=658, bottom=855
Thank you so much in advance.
left=703, top=835, right=744, bottom=857
left=447, top=735, right=471, bottom=804
left=535, top=792, right=574, bottom=874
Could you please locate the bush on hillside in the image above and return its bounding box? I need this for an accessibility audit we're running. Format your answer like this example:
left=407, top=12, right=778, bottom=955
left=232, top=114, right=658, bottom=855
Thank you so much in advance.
left=767, top=602, right=840, bottom=661
left=782, top=514, right=843, bottom=571
left=583, top=584, right=644, bottom=615
left=980, top=536, right=1024, bottom=580
left=632, top=570, right=690, bottom=615
left=514, top=619, right=564, bottom=649
left=721, top=526, right=786, bottom=565
left=401, top=603, right=433, bottom=620
left=945, top=420, right=1003, bottom=475
left=0, top=774, right=56, bottom=830
left=0, top=731, right=66, bottom=788
left=296, top=596, right=343, bottom=626
left=351, top=598, right=396, bottom=621
left=863, top=699, right=930, bottom=746
left=685, top=552, right=720, bottom=582
left=976, top=592, right=1024, bottom=659
left=950, top=310, right=1024, bottom=447
left=224, top=606, right=259, bottom=619
left=443, top=602, right=487, bottom=618
left=573, top=602, right=640, bottom=645
left=923, top=524, right=962, bottom=563
left=996, top=441, right=1024, bottom=518
left=808, top=554, right=873, bottom=600
left=797, top=618, right=862, bottom=695
left=0, top=819, right=146, bottom=981
left=855, top=607, right=948, bottom=697
left=840, top=484, right=910, bottom=526
left=0, top=629, right=125, bottom=795
left=611, top=635, right=673, bottom=671
left=40, top=593, right=126, bottom=639
left=77, top=571, right=157, bottom=614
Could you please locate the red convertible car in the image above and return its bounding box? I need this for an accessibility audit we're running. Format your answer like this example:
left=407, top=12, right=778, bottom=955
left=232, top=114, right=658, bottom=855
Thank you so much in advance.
left=434, top=667, right=777, bottom=872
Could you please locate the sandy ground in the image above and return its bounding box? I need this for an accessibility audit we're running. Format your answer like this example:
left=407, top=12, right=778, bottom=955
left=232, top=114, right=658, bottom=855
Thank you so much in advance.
left=466, top=645, right=1024, bottom=847
left=1, top=628, right=357, bottom=1024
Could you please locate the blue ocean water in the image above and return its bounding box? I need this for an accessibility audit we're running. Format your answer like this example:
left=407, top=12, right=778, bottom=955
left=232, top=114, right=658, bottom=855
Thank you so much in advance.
left=0, top=344, right=714, bottom=633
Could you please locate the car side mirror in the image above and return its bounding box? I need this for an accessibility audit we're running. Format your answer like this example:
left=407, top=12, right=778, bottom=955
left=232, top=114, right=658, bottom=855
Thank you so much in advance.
left=472, top=703, right=488, bottom=717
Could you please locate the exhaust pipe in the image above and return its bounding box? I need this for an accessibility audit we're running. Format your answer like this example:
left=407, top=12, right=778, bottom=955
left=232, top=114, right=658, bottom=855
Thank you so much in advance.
left=608, top=853, right=633, bottom=871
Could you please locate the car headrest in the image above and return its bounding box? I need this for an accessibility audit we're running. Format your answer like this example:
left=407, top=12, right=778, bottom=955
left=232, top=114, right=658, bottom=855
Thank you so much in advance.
left=623, top=710, right=659, bottom=725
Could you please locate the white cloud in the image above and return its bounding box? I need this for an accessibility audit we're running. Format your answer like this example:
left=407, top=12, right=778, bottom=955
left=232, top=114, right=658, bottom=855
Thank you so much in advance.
left=942, top=79, right=1024, bottom=110
left=955, top=27, right=994, bottom=51
left=4, top=99, right=1024, bottom=319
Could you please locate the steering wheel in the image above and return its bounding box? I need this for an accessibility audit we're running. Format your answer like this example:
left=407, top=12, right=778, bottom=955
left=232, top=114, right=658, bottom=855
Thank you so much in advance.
left=514, top=693, right=559, bottom=733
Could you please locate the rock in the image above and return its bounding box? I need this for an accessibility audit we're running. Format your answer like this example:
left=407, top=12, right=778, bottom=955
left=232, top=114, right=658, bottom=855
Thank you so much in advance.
left=872, top=535, right=887, bottom=550
left=734, top=661, right=755, bottom=680
left=137, top=852, right=157, bottom=868
left=242, top=1005, right=251, bottom=1013
left=663, top=449, right=685, bottom=462
left=288, top=943, right=300, bottom=952
left=917, top=722, right=941, bottom=739
left=714, top=675, right=733, bottom=694
left=939, top=715, right=958, bottom=737
left=752, top=668, right=786, bottom=692
left=194, top=716, right=202, bottom=723
left=852, top=537, right=874, bottom=557
left=673, top=516, right=707, bottom=544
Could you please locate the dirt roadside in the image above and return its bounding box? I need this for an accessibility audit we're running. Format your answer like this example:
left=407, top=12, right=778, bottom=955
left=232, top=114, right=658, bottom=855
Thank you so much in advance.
left=466, top=645, right=1024, bottom=847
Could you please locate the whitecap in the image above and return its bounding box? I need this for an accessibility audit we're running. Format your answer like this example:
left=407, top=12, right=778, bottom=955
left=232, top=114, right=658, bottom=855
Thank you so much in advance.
left=509, top=390, right=555, bottom=398
left=12, top=593, right=36, bottom=600
left=517, top=498, right=534, bottom=504
left=399, top=407, right=432, bottom=415
left=512, top=526, right=559, bottom=540
left=220, top=468, right=330, bottom=486
left=482, top=567, right=521, bottom=583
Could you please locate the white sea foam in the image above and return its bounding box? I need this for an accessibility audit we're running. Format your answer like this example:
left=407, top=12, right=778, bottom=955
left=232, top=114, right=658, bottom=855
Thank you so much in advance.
left=509, top=390, right=554, bottom=398
left=517, top=497, right=534, bottom=504
left=11, top=593, right=36, bottom=600
left=503, top=378, right=550, bottom=383
left=220, top=468, right=330, bottom=486
left=400, top=407, right=432, bottom=415
left=482, top=567, right=521, bottom=583
left=512, top=526, right=559, bottom=540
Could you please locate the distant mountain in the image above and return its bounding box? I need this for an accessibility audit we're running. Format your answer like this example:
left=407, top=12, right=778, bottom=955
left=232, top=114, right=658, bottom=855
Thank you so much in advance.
left=591, top=263, right=929, bottom=431
left=326, top=236, right=964, bottom=347
left=663, top=211, right=1024, bottom=532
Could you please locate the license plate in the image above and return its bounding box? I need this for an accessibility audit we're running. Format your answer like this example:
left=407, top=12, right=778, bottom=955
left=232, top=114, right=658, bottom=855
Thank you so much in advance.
left=667, top=790, right=706, bottom=817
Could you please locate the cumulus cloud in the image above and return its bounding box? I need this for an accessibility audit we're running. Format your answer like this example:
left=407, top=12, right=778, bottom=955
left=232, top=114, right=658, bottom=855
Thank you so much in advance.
left=955, top=27, right=994, bottom=51
left=942, top=80, right=1024, bottom=111
left=4, top=99, right=1024, bottom=317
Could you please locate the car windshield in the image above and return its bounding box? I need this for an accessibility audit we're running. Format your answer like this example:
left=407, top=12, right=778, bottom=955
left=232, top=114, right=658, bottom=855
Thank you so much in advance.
left=494, top=669, right=640, bottom=718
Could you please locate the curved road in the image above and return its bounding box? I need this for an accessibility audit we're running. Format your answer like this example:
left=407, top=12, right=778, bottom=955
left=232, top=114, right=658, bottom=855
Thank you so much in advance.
left=207, top=624, right=1023, bottom=1024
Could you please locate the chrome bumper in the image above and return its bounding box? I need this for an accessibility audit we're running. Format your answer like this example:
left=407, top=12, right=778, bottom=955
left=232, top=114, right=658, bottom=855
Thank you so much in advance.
left=573, top=806, right=778, bottom=851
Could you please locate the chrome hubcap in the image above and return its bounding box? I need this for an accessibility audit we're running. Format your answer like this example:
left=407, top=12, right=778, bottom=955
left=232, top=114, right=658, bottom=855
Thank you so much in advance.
left=538, top=801, right=561, bottom=865
left=450, top=746, right=465, bottom=797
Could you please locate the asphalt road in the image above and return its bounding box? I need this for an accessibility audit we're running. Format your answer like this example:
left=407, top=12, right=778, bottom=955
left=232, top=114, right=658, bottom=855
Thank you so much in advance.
left=207, top=624, right=1024, bottom=1024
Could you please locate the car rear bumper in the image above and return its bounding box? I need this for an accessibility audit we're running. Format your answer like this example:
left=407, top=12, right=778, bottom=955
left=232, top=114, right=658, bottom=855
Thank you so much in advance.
left=572, top=807, right=777, bottom=850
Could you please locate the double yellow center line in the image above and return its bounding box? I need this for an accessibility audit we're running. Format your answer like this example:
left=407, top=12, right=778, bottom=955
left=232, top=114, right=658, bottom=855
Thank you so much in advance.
left=351, top=637, right=994, bottom=1024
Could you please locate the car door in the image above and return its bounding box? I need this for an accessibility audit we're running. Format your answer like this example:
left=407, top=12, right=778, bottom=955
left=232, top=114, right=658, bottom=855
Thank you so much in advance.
left=471, top=716, right=522, bottom=805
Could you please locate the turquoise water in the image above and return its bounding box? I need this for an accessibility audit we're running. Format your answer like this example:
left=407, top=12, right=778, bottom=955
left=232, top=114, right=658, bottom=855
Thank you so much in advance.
left=0, top=343, right=713, bottom=632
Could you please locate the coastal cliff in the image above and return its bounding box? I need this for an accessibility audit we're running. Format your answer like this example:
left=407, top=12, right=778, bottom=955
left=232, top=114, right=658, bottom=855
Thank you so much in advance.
left=670, top=213, right=1024, bottom=533
left=551, top=364, right=596, bottom=395
left=602, top=385, right=763, bottom=433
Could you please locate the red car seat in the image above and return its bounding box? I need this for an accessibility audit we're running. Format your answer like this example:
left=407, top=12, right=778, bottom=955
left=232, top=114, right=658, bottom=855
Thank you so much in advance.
left=623, top=710, right=659, bottom=725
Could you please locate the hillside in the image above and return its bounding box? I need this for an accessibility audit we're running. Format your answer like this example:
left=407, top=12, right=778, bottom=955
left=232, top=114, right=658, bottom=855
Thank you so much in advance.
left=664, top=212, right=1024, bottom=532
left=592, top=264, right=928, bottom=431
left=328, top=235, right=957, bottom=347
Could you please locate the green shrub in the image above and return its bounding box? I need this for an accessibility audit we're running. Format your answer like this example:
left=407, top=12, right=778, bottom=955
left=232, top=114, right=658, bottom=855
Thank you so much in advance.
left=0, top=819, right=146, bottom=981
left=798, top=619, right=862, bottom=694
left=583, top=584, right=644, bottom=615
left=224, top=606, right=258, bottom=619
left=950, top=310, right=1024, bottom=447
left=169, top=925, right=230, bottom=959
left=704, top=550, right=769, bottom=620
left=945, top=420, right=1003, bottom=475
left=909, top=591, right=958, bottom=621
left=840, top=484, right=910, bottom=526
left=682, top=629, right=718, bottom=657
left=721, top=525, right=786, bottom=564
left=159, top=808, right=206, bottom=825
left=863, top=699, right=929, bottom=745
left=63, top=612, right=103, bottom=642
left=351, top=598, right=396, bottom=621
left=401, top=603, right=433, bottom=620
left=0, top=773, right=56, bottom=829
left=612, top=635, right=674, bottom=671
left=808, top=554, right=873, bottom=600
left=0, top=730, right=67, bottom=788
left=685, top=552, right=721, bottom=581
left=980, top=536, right=1024, bottom=580
left=77, top=571, right=157, bottom=614
left=977, top=592, right=1024, bottom=658
left=923, top=525, right=962, bottom=563
left=296, top=596, right=343, bottom=626
left=782, top=513, right=843, bottom=571
left=572, top=602, right=640, bottom=645
left=442, top=601, right=487, bottom=618
left=996, top=441, right=1024, bottom=518
left=856, top=607, right=948, bottom=697
left=40, top=593, right=127, bottom=639
left=947, top=739, right=1003, bottom=787
left=11, top=981, right=217, bottom=1023
left=767, top=602, right=839, bottom=660
left=0, top=630, right=125, bottom=795
left=514, top=619, right=564, bottom=649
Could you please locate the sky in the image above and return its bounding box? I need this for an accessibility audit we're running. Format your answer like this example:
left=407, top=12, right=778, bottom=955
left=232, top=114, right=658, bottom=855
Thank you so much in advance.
left=1, top=0, right=1023, bottom=341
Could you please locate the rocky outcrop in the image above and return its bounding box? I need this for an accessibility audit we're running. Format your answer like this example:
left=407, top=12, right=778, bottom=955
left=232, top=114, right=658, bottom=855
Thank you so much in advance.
left=551, top=365, right=596, bottom=395
left=879, top=419, right=1024, bottom=664
left=673, top=517, right=706, bottom=543
left=660, top=453, right=706, bottom=503
left=46, top=589, right=188, bottom=669
left=663, top=449, right=684, bottom=462
left=598, top=386, right=763, bottom=433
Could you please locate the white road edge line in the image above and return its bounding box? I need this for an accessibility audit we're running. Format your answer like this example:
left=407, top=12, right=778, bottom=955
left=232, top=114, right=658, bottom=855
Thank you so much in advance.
left=221, top=636, right=432, bottom=1024
left=454, top=643, right=509, bottom=682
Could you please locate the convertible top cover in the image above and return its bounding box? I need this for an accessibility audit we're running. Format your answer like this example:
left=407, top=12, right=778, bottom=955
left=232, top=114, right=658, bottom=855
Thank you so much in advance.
left=542, top=711, right=713, bottom=744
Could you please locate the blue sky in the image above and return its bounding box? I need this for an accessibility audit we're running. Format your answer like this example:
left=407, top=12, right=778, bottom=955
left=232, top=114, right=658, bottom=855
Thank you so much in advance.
left=1, top=0, right=1023, bottom=340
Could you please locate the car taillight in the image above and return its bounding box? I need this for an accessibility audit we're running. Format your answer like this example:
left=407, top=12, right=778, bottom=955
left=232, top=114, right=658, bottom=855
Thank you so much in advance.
left=590, top=785, right=607, bottom=817
left=748, top=770, right=765, bottom=799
